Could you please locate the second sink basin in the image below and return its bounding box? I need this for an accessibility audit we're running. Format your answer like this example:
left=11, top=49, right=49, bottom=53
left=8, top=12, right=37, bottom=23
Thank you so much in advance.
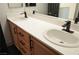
left=44, top=29, right=79, bottom=48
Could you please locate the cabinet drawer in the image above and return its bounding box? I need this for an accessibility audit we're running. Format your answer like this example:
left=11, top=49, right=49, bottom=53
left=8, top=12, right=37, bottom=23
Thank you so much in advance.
left=19, top=42, right=31, bottom=55
left=17, top=27, right=30, bottom=46
left=19, top=39, right=30, bottom=51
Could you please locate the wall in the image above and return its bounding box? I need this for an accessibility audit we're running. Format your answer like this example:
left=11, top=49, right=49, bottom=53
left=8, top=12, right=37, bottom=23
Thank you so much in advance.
left=59, top=3, right=76, bottom=20
left=0, top=3, right=13, bottom=46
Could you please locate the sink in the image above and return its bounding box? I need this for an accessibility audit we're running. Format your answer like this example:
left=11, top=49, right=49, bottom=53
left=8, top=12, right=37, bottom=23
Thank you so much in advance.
left=44, top=29, right=79, bottom=48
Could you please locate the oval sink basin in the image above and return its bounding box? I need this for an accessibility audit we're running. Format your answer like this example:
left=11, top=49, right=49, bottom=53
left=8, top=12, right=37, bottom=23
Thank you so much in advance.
left=44, top=29, right=79, bottom=48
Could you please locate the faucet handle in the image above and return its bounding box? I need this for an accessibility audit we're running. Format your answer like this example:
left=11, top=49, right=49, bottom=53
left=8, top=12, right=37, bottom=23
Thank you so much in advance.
left=65, top=21, right=71, bottom=25
left=33, top=10, right=35, bottom=14
left=20, top=12, right=24, bottom=15
left=62, top=21, right=71, bottom=27
left=65, top=20, right=71, bottom=23
left=20, top=11, right=26, bottom=14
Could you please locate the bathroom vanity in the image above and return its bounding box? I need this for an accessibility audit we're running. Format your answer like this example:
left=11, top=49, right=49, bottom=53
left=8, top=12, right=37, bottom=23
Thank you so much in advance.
left=7, top=19, right=61, bottom=55
left=7, top=13, right=79, bottom=55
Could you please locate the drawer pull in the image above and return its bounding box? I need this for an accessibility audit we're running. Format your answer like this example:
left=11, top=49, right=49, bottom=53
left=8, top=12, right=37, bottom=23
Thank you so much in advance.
left=30, top=40, right=33, bottom=48
left=19, top=32, right=24, bottom=37
left=20, top=40, right=25, bottom=45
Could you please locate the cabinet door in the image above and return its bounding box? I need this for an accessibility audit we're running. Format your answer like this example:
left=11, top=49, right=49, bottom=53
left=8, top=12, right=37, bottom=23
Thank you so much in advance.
left=8, top=21, right=19, bottom=48
left=31, top=37, right=60, bottom=55
left=17, top=27, right=31, bottom=54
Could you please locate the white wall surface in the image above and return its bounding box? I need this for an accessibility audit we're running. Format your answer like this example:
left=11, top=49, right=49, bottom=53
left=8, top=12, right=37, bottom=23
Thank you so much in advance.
left=59, top=3, right=76, bottom=20
left=0, top=3, right=13, bottom=46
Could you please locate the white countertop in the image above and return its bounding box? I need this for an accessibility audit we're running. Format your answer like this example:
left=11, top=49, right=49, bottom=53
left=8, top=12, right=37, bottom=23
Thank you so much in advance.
left=7, top=13, right=79, bottom=55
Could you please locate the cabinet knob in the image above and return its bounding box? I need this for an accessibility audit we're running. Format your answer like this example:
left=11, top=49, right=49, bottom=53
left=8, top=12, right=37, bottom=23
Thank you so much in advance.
left=19, top=32, right=24, bottom=37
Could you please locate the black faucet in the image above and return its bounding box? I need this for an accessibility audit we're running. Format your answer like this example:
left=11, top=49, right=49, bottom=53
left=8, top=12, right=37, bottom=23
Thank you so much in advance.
left=20, top=11, right=27, bottom=18
left=62, top=21, right=74, bottom=33
left=33, top=10, right=35, bottom=14
left=74, top=17, right=79, bottom=24
left=24, top=11, right=27, bottom=18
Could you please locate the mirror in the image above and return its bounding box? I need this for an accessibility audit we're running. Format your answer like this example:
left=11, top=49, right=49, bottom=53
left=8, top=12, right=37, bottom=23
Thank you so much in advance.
left=30, top=3, right=78, bottom=21
left=8, top=3, right=79, bottom=21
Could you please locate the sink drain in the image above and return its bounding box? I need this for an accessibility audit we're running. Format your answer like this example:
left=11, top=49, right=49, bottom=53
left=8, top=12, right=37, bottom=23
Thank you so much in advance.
left=60, top=41, right=64, bottom=44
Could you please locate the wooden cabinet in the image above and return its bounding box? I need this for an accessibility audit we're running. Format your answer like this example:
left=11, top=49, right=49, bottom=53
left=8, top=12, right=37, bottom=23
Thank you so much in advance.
left=8, top=20, right=31, bottom=55
left=8, top=20, right=61, bottom=55
left=31, top=36, right=60, bottom=55
left=17, top=27, right=31, bottom=54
